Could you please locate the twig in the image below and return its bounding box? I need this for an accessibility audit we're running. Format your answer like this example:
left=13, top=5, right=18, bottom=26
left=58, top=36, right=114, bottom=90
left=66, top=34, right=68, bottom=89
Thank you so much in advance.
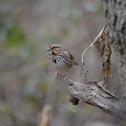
left=39, top=104, right=51, bottom=126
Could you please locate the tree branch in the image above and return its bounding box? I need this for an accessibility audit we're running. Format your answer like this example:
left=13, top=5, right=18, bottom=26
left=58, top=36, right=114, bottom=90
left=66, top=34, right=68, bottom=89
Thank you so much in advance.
left=61, top=77, right=126, bottom=121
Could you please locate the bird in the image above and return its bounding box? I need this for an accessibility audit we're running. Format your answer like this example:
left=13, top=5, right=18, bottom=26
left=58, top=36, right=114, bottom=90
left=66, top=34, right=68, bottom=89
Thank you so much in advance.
left=46, top=44, right=81, bottom=79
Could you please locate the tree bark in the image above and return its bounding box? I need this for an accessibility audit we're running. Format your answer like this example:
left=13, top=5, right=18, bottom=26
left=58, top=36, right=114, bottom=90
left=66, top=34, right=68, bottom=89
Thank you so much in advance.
left=101, top=0, right=126, bottom=98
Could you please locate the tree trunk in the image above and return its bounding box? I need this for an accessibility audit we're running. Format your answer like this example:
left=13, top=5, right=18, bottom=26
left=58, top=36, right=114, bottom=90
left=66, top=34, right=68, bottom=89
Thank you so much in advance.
left=101, top=0, right=126, bottom=98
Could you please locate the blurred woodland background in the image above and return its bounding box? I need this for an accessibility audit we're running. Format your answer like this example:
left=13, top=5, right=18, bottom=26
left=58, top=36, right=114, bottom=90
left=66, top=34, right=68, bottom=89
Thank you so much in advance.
left=0, top=0, right=123, bottom=126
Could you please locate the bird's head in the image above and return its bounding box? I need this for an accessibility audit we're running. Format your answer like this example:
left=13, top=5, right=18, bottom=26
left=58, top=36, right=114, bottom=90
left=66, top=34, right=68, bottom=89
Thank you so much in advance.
left=46, top=44, right=62, bottom=55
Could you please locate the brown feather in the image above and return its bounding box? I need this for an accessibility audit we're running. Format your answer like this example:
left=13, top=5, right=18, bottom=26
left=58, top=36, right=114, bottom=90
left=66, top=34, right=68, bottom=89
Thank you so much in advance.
left=73, top=61, right=79, bottom=66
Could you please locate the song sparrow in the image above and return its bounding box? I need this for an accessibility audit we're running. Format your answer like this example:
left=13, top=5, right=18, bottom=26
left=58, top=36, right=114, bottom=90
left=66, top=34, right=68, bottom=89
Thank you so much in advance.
left=47, top=44, right=80, bottom=79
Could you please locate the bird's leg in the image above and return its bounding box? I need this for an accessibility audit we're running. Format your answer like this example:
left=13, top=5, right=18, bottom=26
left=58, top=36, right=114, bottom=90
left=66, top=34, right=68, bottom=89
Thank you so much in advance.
left=55, top=70, right=60, bottom=80
left=60, top=72, right=66, bottom=79
left=58, top=70, right=69, bottom=80
left=55, top=70, right=66, bottom=80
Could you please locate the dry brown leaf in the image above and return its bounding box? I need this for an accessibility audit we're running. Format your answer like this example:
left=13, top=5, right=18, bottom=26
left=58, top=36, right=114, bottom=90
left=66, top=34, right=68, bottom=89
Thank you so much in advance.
left=82, top=22, right=113, bottom=86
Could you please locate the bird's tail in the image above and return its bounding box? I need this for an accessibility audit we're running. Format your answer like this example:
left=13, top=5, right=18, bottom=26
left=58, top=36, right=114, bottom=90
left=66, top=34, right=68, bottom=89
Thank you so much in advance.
left=73, top=61, right=85, bottom=72
left=73, top=61, right=79, bottom=66
left=73, top=61, right=84, bottom=69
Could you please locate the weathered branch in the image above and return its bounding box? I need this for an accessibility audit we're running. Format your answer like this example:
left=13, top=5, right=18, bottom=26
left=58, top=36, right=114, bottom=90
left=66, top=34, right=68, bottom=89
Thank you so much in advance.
left=61, top=77, right=126, bottom=121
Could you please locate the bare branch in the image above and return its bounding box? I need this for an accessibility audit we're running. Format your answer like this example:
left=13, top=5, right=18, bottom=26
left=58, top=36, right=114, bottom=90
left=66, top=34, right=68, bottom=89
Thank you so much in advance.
left=61, top=77, right=126, bottom=121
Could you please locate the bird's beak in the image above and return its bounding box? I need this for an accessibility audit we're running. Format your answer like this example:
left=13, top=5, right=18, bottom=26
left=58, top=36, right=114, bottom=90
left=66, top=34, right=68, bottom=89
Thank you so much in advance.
left=46, top=48, right=51, bottom=51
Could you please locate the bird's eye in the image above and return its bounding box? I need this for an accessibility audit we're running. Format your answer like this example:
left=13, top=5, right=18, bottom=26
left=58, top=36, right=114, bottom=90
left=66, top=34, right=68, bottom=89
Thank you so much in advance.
left=52, top=51, right=56, bottom=55
left=51, top=47, right=55, bottom=49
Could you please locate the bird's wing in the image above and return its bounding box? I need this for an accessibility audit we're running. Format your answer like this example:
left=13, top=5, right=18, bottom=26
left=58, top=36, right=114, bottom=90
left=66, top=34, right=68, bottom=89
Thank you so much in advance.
left=63, top=50, right=74, bottom=60
left=63, top=50, right=79, bottom=66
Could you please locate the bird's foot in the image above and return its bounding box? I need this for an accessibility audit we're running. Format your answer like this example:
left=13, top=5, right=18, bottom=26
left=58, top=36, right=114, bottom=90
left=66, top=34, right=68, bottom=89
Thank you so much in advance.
left=55, top=72, right=65, bottom=80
